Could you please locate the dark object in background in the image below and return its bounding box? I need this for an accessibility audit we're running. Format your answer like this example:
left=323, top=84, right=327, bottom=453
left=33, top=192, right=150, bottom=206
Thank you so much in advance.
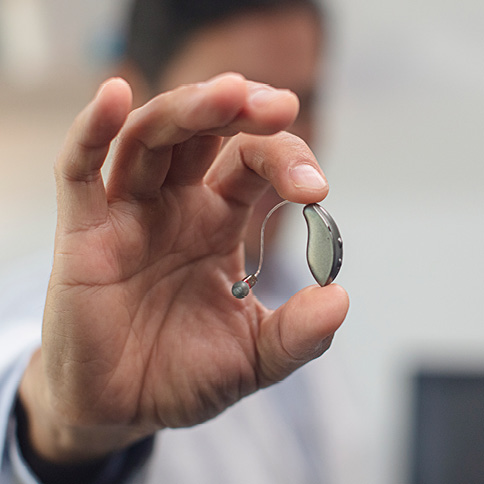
left=410, top=371, right=484, bottom=484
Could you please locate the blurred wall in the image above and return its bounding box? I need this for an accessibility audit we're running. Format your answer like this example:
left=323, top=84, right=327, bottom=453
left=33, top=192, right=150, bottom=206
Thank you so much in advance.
left=301, top=1, right=484, bottom=482
left=1, top=1, right=483, bottom=483
left=0, top=0, right=129, bottom=263
left=277, top=1, right=483, bottom=481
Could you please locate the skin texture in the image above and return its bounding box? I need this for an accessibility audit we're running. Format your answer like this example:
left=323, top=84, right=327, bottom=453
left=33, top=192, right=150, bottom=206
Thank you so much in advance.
left=18, top=7, right=349, bottom=468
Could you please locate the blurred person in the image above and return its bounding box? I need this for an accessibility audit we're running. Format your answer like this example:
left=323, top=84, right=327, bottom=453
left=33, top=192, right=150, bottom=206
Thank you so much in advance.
left=0, top=1, right=367, bottom=483
left=121, top=0, right=325, bottom=270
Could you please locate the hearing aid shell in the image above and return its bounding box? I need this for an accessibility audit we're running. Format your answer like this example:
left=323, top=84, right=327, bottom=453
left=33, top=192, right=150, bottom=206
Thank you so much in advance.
left=303, top=203, right=343, bottom=286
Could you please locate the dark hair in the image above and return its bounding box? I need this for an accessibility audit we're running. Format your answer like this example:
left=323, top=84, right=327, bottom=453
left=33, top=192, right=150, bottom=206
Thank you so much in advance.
left=125, top=0, right=322, bottom=87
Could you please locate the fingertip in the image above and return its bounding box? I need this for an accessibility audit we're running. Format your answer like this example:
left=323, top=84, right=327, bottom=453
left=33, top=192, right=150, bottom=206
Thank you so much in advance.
left=58, top=78, right=133, bottom=183
left=254, top=133, right=329, bottom=205
left=176, top=73, right=248, bottom=132
left=95, top=77, right=133, bottom=122
left=246, top=86, right=299, bottom=133
left=199, top=72, right=247, bottom=86
left=197, top=72, right=247, bottom=99
left=294, top=283, right=349, bottom=333
left=247, top=85, right=297, bottom=110
left=325, top=283, right=350, bottom=323
left=277, top=283, right=349, bottom=359
left=96, top=77, right=132, bottom=97
left=208, top=73, right=247, bottom=117
left=256, top=283, right=349, bottom=383
left=80, top=78, right=133, bottom=149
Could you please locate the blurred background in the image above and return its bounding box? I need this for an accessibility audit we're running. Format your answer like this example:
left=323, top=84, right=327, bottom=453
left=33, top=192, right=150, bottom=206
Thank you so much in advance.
left=0, top=0, right=483, bottom=483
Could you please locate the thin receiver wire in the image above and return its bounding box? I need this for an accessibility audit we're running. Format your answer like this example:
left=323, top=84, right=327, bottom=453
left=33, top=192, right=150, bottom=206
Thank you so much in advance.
left=254, top=199, right=290, bottom=278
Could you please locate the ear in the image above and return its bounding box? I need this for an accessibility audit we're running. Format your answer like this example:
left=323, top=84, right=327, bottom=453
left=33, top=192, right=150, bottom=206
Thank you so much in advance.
left=114, top=60, right=154, bottom=108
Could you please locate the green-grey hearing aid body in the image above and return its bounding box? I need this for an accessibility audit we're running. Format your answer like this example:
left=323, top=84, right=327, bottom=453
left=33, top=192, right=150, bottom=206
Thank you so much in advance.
left=303, top=203, right=343, bottom=287
left=231, top=202, right=343, bottom=299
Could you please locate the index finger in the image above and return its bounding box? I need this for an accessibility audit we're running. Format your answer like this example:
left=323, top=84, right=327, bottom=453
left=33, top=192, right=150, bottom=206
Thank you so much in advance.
left=206, top=131, right=329, bottom=208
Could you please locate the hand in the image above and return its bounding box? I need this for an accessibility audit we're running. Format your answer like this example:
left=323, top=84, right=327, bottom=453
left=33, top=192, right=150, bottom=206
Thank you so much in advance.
left=19, top=73, right=349, bottom=463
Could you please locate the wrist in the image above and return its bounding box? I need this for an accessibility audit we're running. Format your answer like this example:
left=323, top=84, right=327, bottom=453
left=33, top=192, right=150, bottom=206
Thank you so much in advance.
left=18, top=348, right=150, bottom=465
left=15, top=395, right=156, bottom=484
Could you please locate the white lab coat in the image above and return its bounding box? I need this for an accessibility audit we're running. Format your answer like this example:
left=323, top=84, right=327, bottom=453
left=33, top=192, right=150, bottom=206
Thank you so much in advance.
left=0, top=251, right=370, bottom=484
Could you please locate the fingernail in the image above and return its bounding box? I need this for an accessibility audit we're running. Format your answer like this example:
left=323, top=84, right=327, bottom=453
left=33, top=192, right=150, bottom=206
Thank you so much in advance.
left=248, top=85, right=286, bottom=107
left=290, top=164, right=327, bottom=190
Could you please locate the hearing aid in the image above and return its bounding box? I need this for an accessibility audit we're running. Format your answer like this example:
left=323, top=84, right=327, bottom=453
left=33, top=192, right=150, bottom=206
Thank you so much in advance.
left=302, top=203, right=343, bottom=286
left=231, top=201, right=343, bottom=299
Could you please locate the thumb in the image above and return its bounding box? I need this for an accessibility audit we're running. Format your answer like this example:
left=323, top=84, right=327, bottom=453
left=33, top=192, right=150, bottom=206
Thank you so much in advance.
left=256, top=284, right=349, bottom=384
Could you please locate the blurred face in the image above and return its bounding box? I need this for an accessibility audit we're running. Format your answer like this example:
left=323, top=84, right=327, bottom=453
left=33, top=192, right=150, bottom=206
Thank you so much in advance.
left=157, top=6, right=323, bottom=260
